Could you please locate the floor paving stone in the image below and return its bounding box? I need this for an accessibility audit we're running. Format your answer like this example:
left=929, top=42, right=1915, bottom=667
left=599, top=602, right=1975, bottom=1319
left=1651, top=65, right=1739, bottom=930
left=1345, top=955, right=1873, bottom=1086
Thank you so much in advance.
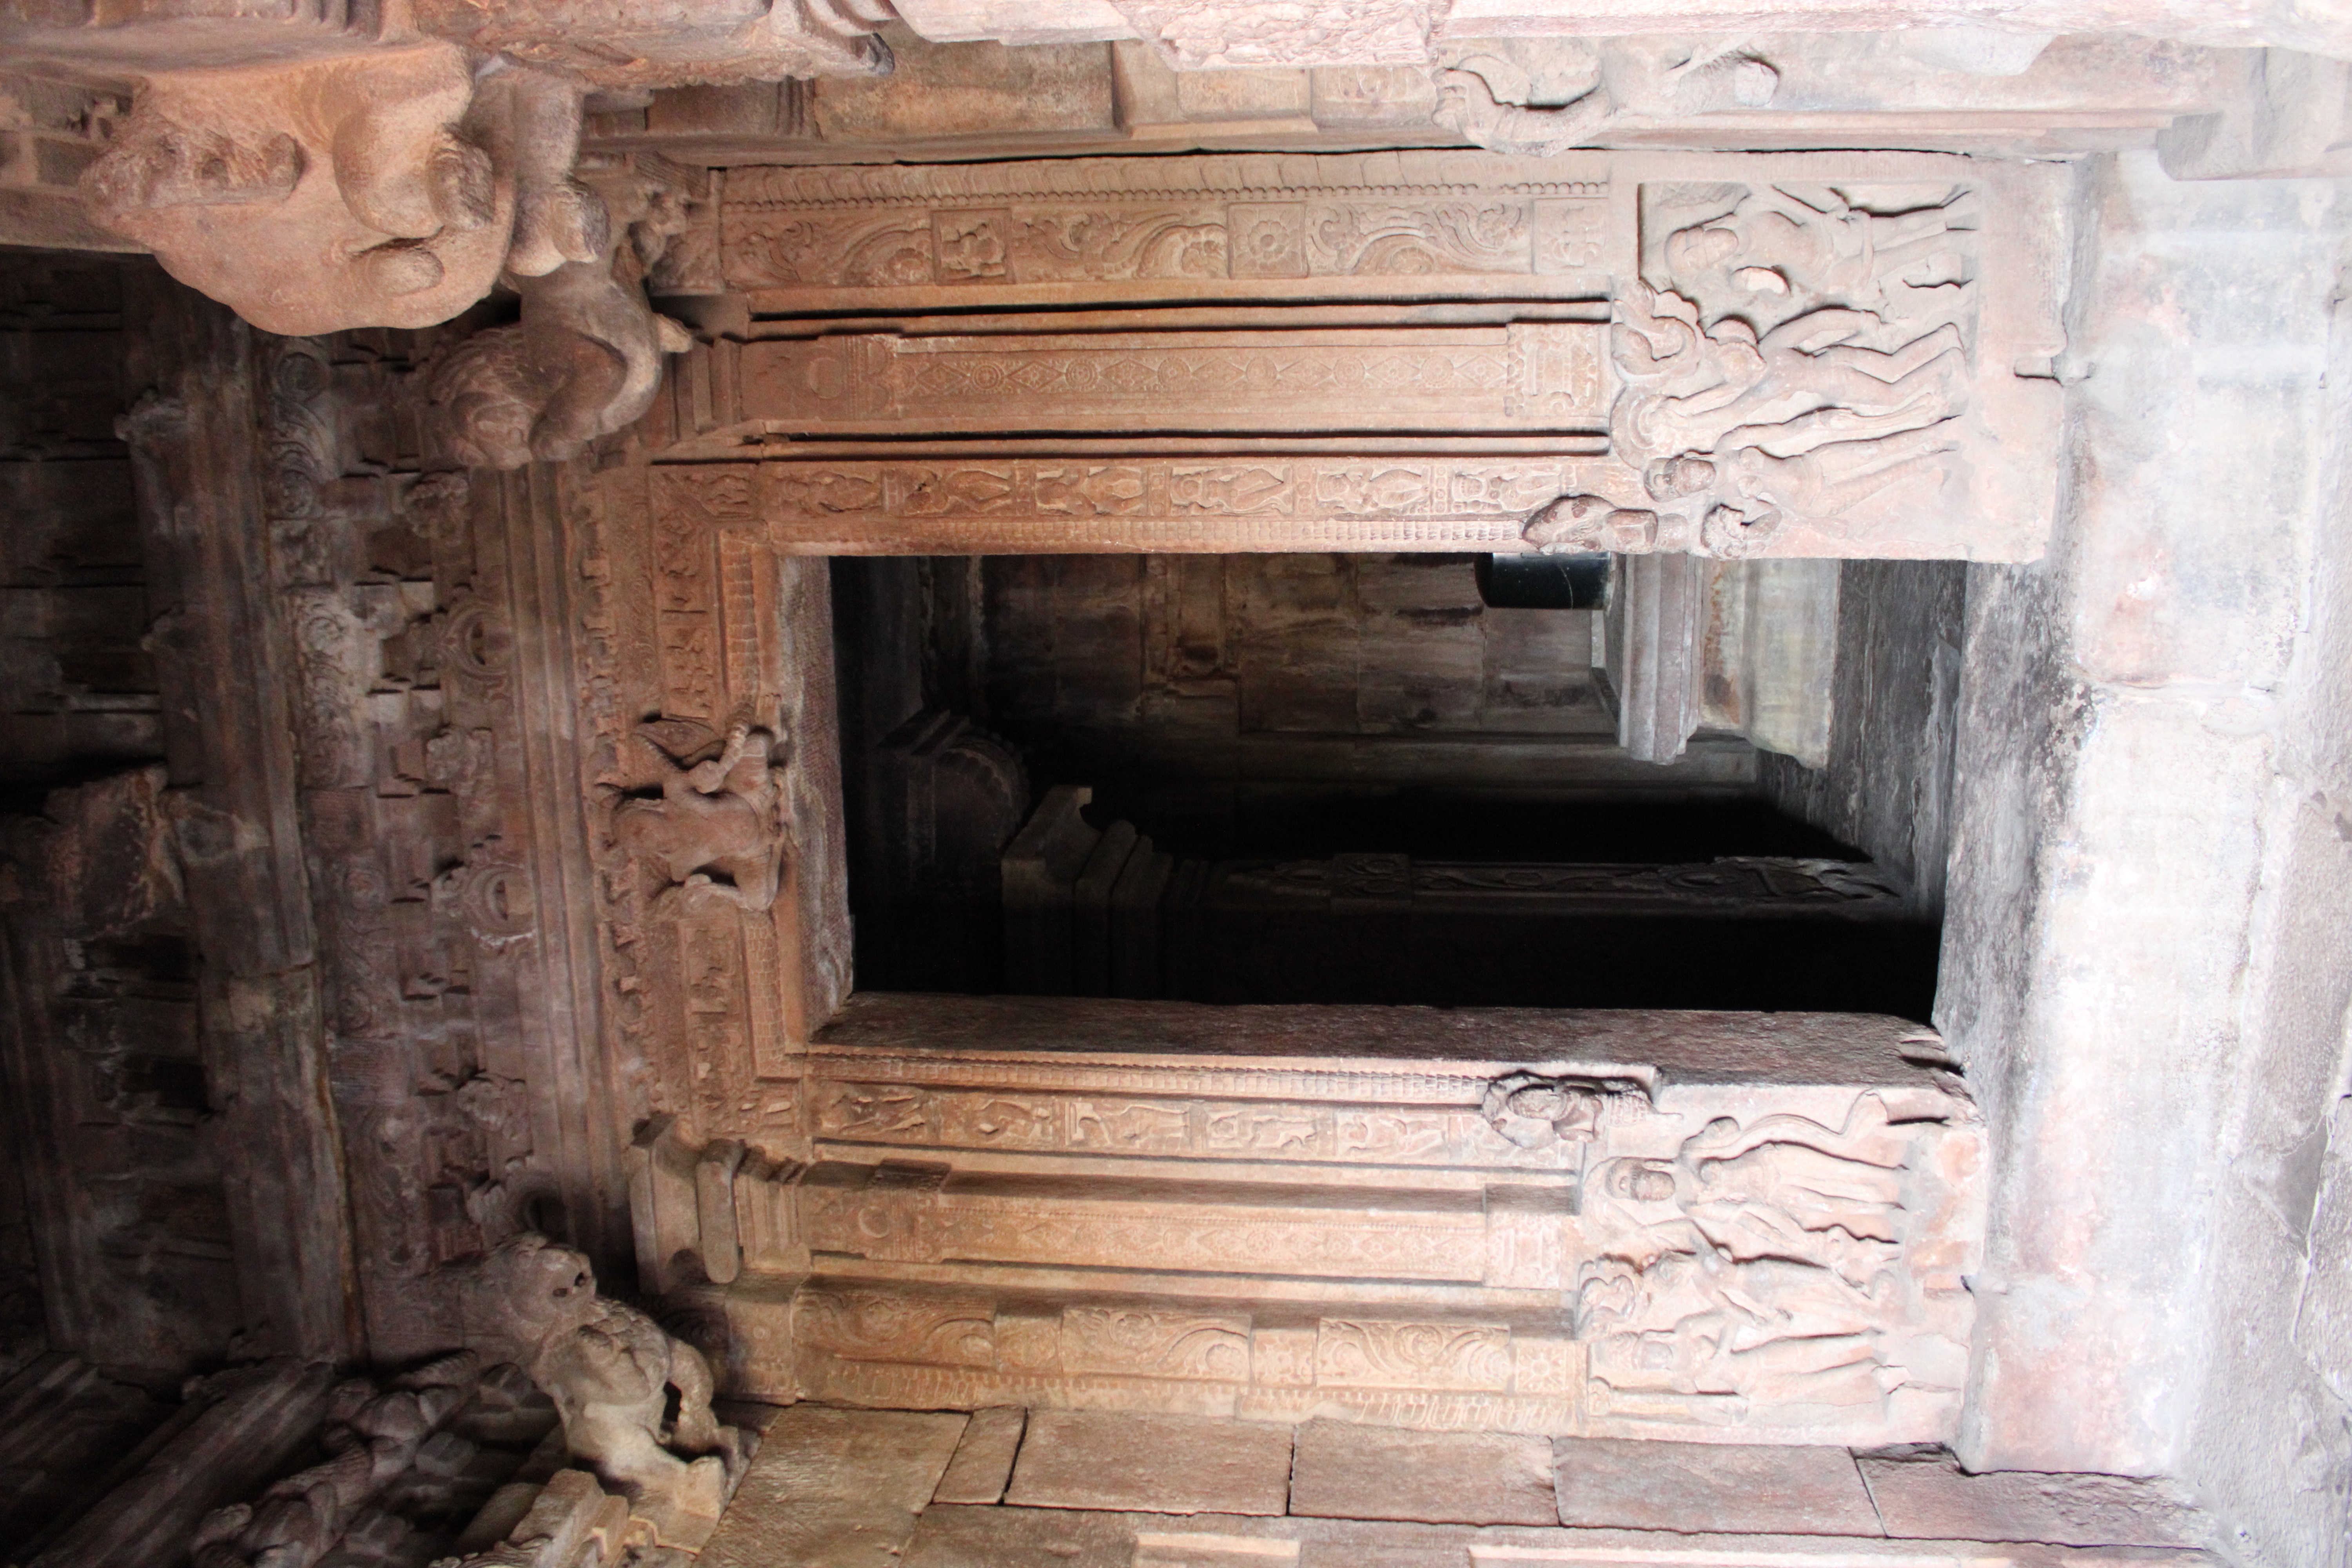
left=1553, top=1436, right=1881, bottom=1534
left=697, top=1406, right=967, bottom=1568
left=1004, top=1409, right=1293, bottom=1515
left=1290, top=1420, right=1556, bottom=1525
left=1860, top=1454, right=2209, bottom=1547
left=931, top=1405, right=1027, bottom=1504
left=898, top=1505, right=2223, bottom=1568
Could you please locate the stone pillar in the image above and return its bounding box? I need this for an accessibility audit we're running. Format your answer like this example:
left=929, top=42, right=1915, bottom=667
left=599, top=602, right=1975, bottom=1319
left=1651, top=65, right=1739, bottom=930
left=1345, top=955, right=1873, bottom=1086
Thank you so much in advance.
left=1939, top=151, right=2352, bottom=1559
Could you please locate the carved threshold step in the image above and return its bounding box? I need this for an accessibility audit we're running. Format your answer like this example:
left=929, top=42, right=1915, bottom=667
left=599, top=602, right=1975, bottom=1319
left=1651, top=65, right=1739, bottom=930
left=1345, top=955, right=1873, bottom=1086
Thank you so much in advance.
left=638, top=998, right=1978, bottom=1448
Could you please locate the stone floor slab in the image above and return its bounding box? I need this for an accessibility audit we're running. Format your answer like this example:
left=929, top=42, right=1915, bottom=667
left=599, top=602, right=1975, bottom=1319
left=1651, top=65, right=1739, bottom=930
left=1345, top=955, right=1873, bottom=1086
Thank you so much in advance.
left=1291, top=1420, right=1556, bottom=1525
left=904, top=1506, right=1290, bottom=1568
left=697, top=1406, right=967, bottom=1568
left=1553, top=1437, right=1880, bottom=1535
left=1005, top=1410, right=1293, bottom=1515
left=932, top=1406, right=1027, bottom=1505
left=900, top=1506, right=2222, bottom=1568
left=1859, top=1454, right=2208, bottom=1547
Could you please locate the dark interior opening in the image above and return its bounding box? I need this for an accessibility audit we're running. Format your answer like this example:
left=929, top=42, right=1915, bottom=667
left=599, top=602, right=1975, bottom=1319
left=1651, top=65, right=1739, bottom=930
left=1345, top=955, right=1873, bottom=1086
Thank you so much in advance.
left=834, top=552, right=1950, bottom=1020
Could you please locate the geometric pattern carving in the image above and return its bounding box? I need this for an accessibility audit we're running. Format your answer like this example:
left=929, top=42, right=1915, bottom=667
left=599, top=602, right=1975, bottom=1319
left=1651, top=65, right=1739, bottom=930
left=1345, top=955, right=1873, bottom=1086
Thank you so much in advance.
left=655, top=457, right=1636, bottom=556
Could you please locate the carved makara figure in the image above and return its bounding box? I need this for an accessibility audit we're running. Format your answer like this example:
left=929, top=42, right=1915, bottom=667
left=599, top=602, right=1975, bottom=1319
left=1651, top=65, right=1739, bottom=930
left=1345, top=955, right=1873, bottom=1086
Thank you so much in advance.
left=607, top=720, right=793, bottom=915
left=1434, top=65, right=1623, bottom=156
left=1522, top=493, right=1664, bottom=555
left=1481, top=1070, right=1642, bottom=1148
left=479, top=1233, right=753, bottom=1539
left=80, top=45, right=512, bottom=337
left=1434, top=42, right=1780, bottom=156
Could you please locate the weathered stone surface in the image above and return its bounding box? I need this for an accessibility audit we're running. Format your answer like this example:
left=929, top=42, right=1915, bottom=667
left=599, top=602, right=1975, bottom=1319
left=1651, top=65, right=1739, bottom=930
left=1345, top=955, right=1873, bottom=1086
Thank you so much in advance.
left=903, top=1503, right=1151, bottom=1568
left=902, top=1504, right=2223, bottom=1568
left=1005, top=1410, right=1292, bottom=1515
left=1291, top=1420, right=1555, bottom=1525
left=481, top=1235, right=753, bottom=1549
left=82, top=46, right=517, bottom=337
left=931, top=1406, right=1026, bottom=1505
left=697, top=998, right=1981, bottom=1446
left=1860, top=1455, right=2207, bottom=1548
left=1553, top=1437, right=1878, bottom=1534
left=1934, top=153, right=2352, bottom=1568
left=698, top=1406, right=966, bottom=1568
left=28, top=1359, right=334, bottom=1568
left=1, top=44, right=2343, bottom=1568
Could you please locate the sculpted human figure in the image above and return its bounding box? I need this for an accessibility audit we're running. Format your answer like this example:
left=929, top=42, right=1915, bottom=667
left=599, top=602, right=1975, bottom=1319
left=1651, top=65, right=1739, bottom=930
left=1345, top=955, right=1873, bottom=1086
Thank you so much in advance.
left=480, top=1233, right=749, bottom=1534
left=608, top=722, right=792, bottom=914
left=1662, top=189, right=1971, bottom=325
left=431, top=254, right=694, bottom=469
left=429, top=116, right=694, bottom=471
left=1710, top=426, right=1962, bottom=534
left=1617, top=285, right=1966, bottom=460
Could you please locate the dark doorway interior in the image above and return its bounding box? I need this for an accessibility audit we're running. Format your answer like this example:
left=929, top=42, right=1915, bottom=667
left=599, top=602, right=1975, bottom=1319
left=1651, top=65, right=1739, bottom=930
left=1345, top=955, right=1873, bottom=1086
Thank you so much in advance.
left=833, top=553, right=1945, bottom=1021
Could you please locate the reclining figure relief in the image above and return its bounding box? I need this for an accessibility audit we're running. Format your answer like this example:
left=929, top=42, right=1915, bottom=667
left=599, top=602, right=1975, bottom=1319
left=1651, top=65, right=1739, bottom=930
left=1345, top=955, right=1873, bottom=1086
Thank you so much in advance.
left=479, top=1233, right=755, bottom=1546
left=1529, top=183, right=1984, bottom=558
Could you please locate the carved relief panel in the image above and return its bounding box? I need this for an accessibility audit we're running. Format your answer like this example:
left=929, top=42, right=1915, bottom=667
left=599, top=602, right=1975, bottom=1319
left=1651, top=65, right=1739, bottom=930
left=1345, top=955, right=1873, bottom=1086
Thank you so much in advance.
left=568, top=460, right=850, bottom=1169
left=737, top=323, right=1607, bottom=438
left=664, top=150, right=2063, bottom=562
left=717, top=154, right=1612, bottom=307
left=233, top=332, right=622, bottom=1357
left=641, top=998, right=1984, bottom=1447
